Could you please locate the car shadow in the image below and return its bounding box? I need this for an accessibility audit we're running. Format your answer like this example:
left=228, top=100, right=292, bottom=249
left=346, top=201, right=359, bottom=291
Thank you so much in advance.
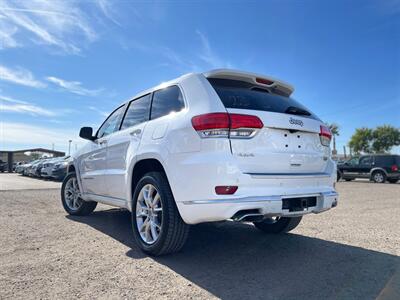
left=67, top=209, right=400, bottom=300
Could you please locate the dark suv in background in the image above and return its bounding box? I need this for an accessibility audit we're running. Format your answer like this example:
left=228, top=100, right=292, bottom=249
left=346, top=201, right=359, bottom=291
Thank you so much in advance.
left=337, top=154, right=400, bottom=183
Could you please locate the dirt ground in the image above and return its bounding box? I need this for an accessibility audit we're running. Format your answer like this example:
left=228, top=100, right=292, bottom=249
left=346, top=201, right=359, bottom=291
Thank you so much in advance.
left=0, top=174, right=399, bottom=299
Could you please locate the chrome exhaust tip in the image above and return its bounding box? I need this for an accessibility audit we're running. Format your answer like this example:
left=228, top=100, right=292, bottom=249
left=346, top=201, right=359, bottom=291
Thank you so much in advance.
left=232, top=210, right=264, bottom=222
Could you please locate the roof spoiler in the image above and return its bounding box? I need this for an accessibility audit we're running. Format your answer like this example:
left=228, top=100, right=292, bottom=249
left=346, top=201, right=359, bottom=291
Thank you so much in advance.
left=203, top=69, right=294, bottom=97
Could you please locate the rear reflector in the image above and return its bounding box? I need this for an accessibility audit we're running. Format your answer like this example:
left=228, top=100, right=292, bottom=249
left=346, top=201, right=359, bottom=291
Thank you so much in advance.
left=391, top=165, right=399, bottom=172
left=319, top=125, right=332, bottom=147
left=192, top=113, right=263, bottom=139
left=256, top=77, right=274, bottom=85
left=215, top=186, right=238, bottom=195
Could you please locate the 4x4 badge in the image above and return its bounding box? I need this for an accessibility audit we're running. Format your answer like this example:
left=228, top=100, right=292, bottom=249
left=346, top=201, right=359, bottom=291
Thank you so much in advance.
left=289, top=117, right=303, bottom=127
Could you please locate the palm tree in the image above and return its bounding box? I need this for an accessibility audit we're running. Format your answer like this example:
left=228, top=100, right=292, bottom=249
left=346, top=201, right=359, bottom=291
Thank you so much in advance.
left=327, top=123, right=340, bottom=155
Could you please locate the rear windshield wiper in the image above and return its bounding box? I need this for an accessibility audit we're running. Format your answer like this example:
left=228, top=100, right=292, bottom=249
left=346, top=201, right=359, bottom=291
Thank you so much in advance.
left=285, top=106, right=311, bottom=116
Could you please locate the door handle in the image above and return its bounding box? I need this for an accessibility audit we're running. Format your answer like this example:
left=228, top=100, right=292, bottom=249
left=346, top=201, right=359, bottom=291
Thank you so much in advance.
left=130, top=129, right=142, bottom=136
left=99, top=140, right=107, bottom=145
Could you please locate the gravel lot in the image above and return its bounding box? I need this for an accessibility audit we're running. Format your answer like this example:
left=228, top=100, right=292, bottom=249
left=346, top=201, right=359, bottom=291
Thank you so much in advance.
left=0, top=174, right=399, bottom=299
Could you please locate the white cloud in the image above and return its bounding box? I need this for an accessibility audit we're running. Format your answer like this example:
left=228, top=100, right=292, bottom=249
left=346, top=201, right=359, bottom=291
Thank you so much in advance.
left=0, top=17, right=20, bottom=49
left=46, top=76, right=103, bottom=96
left=0, top=95, right=55, bottom=116
left=161, top=47, right=200, bottom=72
left=0, top=64, right=46, bottom=88
left=0, top=0, right=118, bottom=54
left=124, top=30, right=232, bottom=72
left=196, top=30, right=233, bottom=69
left=97, top=0, right=121, bottom=26
left=0, top=121, right=83, bottom=150
left=88, top=106, right=109, bottom=117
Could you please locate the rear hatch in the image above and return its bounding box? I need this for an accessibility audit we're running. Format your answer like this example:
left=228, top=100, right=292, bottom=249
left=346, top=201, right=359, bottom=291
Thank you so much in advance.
left=207, top=77, right=329, bottom=175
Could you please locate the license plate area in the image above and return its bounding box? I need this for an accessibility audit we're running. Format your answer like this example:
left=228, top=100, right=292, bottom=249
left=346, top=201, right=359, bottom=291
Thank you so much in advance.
left=282, top=196, right=317, bottom=212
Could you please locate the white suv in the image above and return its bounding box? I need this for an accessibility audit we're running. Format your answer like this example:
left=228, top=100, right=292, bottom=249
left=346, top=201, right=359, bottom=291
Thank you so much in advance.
left=61, top=69, right=338, bottom=255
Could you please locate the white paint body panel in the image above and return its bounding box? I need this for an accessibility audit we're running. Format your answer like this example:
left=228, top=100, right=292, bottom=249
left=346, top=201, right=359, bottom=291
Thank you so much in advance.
left=72, top=69, right=338, bottom=224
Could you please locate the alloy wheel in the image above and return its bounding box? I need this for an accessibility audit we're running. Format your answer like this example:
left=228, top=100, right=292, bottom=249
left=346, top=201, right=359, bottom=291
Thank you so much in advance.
left=374, top=172, right=384, bottom=183
left=64, top=177, right=83, bottom=210
left=136, top=184, right=163, bottom=244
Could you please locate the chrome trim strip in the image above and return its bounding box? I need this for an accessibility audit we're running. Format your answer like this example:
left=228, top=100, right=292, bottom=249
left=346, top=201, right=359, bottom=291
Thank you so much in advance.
left=182, top=191, right=338, bottom=205
left=245, top=172, right=331, bottom=178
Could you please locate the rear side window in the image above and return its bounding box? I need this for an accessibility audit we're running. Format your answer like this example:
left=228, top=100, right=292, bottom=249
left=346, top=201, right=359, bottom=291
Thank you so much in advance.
left=359, top=156, right=372, bottom=165
left=121, top=94, right=151, bottom=130
left=374, top=156, right=395, bottom=166
left=208, top=78, right=320, bottom=120
left=151, top=85, right=185, bottom=120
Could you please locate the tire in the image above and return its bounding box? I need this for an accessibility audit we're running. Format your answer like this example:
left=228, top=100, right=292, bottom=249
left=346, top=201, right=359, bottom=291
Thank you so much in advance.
left=337, top=172, right=341, bottom=181
left=344, top=178, right=354, bottom=182
left=371, top=171, right=386, bottom=183
left=131, top=171, right=189, bottom=256
left=253, top=216, right=302, bottom=233
left=387, top=178, right=399, bottom=184
left=61, top=172, right=97, bottom=215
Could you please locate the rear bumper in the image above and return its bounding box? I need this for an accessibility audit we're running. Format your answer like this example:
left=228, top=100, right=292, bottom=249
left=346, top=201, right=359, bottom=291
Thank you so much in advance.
left=165, top=150, right=337, bottom=224
left=387, top=173, right=400, bottom=179
left=177, top=190, right=338, bottom=224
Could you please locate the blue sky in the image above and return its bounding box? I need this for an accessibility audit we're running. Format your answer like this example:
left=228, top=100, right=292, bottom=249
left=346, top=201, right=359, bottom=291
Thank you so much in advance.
left=1, top=0, right=399, bottom=155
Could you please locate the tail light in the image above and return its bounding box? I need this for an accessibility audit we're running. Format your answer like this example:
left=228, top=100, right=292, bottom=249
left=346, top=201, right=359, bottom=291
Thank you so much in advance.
left=391, top=165, right=399, bottom=172
left=319, top=125, right=332, bottom=147
left=192, top=113, right=263, bottom=139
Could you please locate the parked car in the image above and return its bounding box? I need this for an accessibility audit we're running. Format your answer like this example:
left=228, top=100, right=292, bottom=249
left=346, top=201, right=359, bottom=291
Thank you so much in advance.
left=41, top=158, right=59, bottom=178
left=0, top=159, right=7, bottom=172
left=15, top=163, right=25, bottom=174
left=33, top=160, right=46, bottom=177
left=51, top=157, right=70, bottom=181
left=23, top=160, right=41, bottom=176
left=17, top=162, right=31, bottom=175
left=337, top=154, right=400, bottom=183
left=61, top=69, right=338, bottom=255
left=26, top=160, right=40, bottom=177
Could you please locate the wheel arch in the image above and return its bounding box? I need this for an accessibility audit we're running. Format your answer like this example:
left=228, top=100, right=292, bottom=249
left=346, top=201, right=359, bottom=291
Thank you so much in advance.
left=370, top=167, right=387, bottom=176
left=67, top=163, right=76, bottom=174
left=128, top=158, right=171, bottom=211
left=370, top=167, right=387, bottom=182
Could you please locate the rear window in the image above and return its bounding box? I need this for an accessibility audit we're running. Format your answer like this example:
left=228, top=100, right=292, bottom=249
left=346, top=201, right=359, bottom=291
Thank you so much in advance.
left=208, top=78, right=320, bottom=120
left=374, top=156, right=395, bottom=166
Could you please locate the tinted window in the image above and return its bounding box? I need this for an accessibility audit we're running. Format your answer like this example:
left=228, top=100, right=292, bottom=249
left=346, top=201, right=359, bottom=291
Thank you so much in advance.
left=359, top=156, right=372, bottom=165
left=208, top=78, right=320, bottom=120
left=121, top=94, right=151, bottom=130
left=347, top=157, right=359, bottom=165
left=151, top=86, right=184, bottom=120
left=374, top=156, right=395, bottom=166
left=97, top=105, right=125, bottom=138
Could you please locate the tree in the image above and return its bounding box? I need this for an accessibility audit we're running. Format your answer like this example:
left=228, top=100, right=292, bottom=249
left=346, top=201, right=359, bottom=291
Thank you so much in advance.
left=349, top=127, right=373, bottom=154
left=372, top=125, right=400, bottom=153
left=327, top=123, right=339, bottom=155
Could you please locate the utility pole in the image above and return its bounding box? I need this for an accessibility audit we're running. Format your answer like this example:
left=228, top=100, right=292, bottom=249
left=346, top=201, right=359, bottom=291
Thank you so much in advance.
left=68, top=140, right=72, bottom=156
left=343, top=146, right=347, bottom=159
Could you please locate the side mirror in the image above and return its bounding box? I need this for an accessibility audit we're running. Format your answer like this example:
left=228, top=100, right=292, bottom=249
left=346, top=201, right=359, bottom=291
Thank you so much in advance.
left=79, top=127, right=95, bottom=141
